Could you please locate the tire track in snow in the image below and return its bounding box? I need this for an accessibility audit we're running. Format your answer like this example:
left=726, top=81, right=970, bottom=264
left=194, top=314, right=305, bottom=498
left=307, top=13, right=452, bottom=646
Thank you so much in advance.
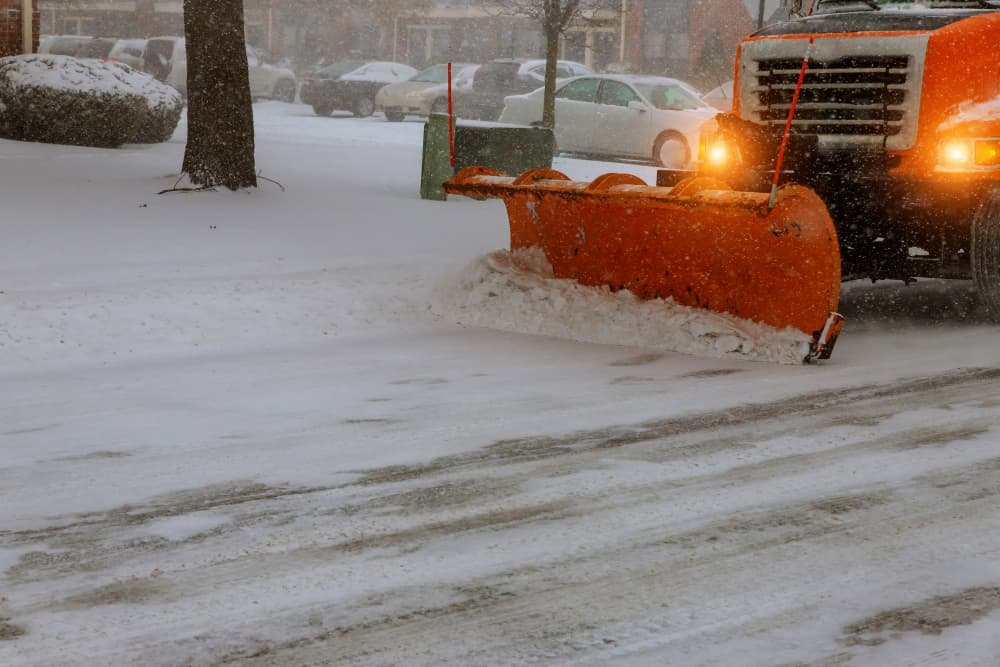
left=354, top=366, right=1000, bottom=485
left=219, top=453, right=1000, bottom=666
left=5, top=366, right=995, bottom=585
left=4, top=366, right=1000, bottom=666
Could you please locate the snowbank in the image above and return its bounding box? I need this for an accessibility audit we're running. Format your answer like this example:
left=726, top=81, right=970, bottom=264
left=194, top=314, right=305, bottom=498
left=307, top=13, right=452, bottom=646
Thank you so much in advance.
left=431, top=248, right=814, bottom=365
left=0, top=54, right=183, bottom=147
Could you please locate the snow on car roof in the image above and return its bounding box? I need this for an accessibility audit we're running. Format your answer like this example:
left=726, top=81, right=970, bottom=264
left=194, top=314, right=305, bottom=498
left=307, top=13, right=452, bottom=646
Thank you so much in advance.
left=553, top=73, right=704, bottom=94
left=600, top=74, right=694, bottom=87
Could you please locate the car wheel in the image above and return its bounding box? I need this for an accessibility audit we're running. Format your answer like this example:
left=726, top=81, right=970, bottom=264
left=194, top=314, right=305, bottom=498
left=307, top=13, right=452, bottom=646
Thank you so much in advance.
left=273, top=79, right=296, bottom=103
left=354, top=96, right=375, bottom=118
left=312, top=103, right=333, bottom=117
left=430, top=98, right=448, bottom=115
left=384, top=111, right=405, bottom=122
left=972, top=188, right=1000, bottom=321
left=654, top=132, right=690, bottom=169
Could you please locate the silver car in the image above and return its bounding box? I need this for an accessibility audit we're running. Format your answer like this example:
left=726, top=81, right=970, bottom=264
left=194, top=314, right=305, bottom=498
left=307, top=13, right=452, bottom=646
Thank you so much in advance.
left=143, top=37, right=297, bottom=102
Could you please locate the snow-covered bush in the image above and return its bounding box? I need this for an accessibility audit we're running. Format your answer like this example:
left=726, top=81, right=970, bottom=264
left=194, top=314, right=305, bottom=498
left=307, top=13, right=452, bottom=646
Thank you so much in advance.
left=0, top=54, right=184, bottom=148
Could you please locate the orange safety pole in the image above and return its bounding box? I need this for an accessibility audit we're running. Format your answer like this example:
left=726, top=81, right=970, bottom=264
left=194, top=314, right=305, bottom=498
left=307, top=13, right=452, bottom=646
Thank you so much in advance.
left=769, top=36, right=814, bottom=208
left=447, top=62, right=455, bottom=167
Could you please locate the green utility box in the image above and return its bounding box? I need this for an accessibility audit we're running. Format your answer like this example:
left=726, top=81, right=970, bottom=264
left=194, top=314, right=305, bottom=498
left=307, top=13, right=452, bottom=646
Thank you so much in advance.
left=419, top=114, right=555, bottom=201
left=453, top=123, right=554, bottom=176
left=419, top=113, right=455, bottom=201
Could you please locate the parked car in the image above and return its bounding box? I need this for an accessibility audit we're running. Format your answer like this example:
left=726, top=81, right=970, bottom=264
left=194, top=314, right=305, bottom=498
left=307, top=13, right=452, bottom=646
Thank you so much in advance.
left=143, top=36, right=298, bottom=102
left=375, top=62, right=475, bottom=121
left=300, top=61, right=417, bottom=117
left=39, top=35, right=120, bottom=59
left=703, top=80, right=734, bottom=111
left=498, top=74, right=718, bottom=168
left=107, top=38, right=147, bottom=70
left=297, top=59, right=366, bottom=92
left=78, top=37, right=118, bottom=59
left=38, top=35, right=92, bottom=56
left=418, top=64, right=479, bottom=117
left=458, top=58, right=593, bottom=121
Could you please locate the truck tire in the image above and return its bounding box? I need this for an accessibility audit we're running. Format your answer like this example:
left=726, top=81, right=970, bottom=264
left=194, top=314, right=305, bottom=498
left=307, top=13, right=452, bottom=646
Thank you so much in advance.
left=971, top=188, right=1000, bottom=321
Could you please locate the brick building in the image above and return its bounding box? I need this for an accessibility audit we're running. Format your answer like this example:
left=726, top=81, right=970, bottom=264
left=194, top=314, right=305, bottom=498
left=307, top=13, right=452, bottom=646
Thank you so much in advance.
left=389, top=0, right=784, bottom=86
left=1, top=0, right=39, bottom=56
left=38, top=0, right=180, bottom=37
left=33, top=0, right=786, bottom=85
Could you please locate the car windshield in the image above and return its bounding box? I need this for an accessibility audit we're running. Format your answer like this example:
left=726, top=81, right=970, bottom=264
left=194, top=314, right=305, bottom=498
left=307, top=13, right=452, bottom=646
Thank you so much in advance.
left=319, top=61, right=365, bottom=77
left=80, top=39, right=116, bottom=59
left=48, top=37, right=87, bottom=56
left=474, top=62, right=521, bottom=90
left=632, top=83, right=706, bottom=111
left=454, top=66, right=478, bottom=85
left=410, top=64, right=449, bottom=83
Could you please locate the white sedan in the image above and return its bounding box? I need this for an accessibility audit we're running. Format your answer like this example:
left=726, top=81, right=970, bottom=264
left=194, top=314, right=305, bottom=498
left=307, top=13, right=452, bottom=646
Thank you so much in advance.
left=375, top=63, right=475, bottom=121
left=498, top=75, right=718, bottom=168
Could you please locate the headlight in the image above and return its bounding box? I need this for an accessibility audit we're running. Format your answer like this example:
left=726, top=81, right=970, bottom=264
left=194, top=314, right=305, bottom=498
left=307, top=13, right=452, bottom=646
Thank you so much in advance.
left=938, top=138, right=1000, bottom=170
left=706, top=141, right=730, bottom=167
left=696, top=119, right=740, bottom=170
left=939, top=139, right=973, bottom=167
left=698, top=135, right=738, bottom=169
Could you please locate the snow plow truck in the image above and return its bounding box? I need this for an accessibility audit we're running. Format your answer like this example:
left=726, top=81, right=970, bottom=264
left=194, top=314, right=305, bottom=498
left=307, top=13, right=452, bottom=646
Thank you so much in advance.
left=446, top=0, right=1000, bottom=362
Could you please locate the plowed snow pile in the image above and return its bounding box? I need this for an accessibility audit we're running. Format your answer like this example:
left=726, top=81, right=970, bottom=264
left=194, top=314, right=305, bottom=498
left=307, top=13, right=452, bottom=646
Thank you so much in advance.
left=432, top=248, right=813, bottom=365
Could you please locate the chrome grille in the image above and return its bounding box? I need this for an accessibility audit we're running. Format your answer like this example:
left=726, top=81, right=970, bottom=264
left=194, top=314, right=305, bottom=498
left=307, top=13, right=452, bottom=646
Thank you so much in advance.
left=753, top=54, right=911, bottom=138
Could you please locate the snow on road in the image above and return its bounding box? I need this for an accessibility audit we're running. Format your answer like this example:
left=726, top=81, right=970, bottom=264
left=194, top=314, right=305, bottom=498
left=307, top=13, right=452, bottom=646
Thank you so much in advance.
left=2, top=102, right=1000, bottom=666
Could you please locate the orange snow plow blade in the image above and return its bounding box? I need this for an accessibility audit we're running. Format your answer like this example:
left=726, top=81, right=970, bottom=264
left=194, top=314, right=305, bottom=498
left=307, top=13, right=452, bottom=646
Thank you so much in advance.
left=445, top=167, right=844, bottom=360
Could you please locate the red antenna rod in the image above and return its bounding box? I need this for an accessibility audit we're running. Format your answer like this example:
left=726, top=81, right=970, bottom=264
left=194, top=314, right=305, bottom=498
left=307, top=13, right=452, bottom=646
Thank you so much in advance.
left=447, top=62, right=455, bottom=168
left=769, top=36, right=815, bottom=209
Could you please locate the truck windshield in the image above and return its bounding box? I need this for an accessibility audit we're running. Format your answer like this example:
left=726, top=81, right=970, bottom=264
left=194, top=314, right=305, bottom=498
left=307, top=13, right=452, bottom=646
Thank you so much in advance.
left=817, top=0, right=996, bottom=10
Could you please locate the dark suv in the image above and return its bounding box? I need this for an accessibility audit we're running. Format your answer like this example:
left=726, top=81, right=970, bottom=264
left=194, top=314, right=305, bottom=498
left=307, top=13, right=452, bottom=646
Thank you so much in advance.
left=458, top=58, right=592, bottom=121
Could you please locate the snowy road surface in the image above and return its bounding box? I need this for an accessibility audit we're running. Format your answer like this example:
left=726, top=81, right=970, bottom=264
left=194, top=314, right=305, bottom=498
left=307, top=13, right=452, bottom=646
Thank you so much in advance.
left=3, top=103, right=1000, bottom=666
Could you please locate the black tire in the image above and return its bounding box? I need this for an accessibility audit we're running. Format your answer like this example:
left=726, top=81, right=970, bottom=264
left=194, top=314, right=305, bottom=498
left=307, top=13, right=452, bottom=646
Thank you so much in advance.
left=312, top=103, right=333, bottom=117
left=353, top=96, right=375, bottom=118
left=971, top=188, right=1000, bottom=321
left=273, top=79, right=296, bottom=103
left=653, top=131, right=690, bottom=169
left=384, top=111, right=405, bottom=122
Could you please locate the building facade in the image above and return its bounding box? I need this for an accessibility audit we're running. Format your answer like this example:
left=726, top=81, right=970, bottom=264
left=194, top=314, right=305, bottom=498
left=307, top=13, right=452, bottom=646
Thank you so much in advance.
left=1, top=0, right=39, bottom=56
left=34, top=0, right=787, bottom=85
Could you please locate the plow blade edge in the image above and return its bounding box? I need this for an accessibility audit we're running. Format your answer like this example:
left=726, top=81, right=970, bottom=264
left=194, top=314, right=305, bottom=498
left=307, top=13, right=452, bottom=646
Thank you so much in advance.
left=445, top=167, right=843, bottom=359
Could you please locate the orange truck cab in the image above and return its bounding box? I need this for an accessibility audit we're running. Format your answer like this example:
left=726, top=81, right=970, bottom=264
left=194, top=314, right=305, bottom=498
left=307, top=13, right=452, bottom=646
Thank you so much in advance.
left=698, top=0, right=1000, bottom=315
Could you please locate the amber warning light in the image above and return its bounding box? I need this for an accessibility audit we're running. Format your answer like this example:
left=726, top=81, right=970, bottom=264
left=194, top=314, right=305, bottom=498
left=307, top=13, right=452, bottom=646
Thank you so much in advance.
left=975, top=139, right=1000, bottom=167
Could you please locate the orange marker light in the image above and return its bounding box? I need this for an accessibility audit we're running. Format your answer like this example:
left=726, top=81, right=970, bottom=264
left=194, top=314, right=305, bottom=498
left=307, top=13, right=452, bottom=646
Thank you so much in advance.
left=975, top=139, right=1000, bottom=167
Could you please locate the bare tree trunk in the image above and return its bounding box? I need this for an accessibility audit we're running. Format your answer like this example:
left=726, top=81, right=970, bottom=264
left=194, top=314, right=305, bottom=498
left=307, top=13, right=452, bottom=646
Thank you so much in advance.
left=182, top=0, right=256, bottom=190
left=541, top=23, right=560, bottom=130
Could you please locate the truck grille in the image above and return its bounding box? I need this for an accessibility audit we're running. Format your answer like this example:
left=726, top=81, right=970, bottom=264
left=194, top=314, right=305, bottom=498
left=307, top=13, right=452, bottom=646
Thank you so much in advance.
left=740, top=35, right=928, bottom=151
left=753, top=54, right=910, bottom=138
